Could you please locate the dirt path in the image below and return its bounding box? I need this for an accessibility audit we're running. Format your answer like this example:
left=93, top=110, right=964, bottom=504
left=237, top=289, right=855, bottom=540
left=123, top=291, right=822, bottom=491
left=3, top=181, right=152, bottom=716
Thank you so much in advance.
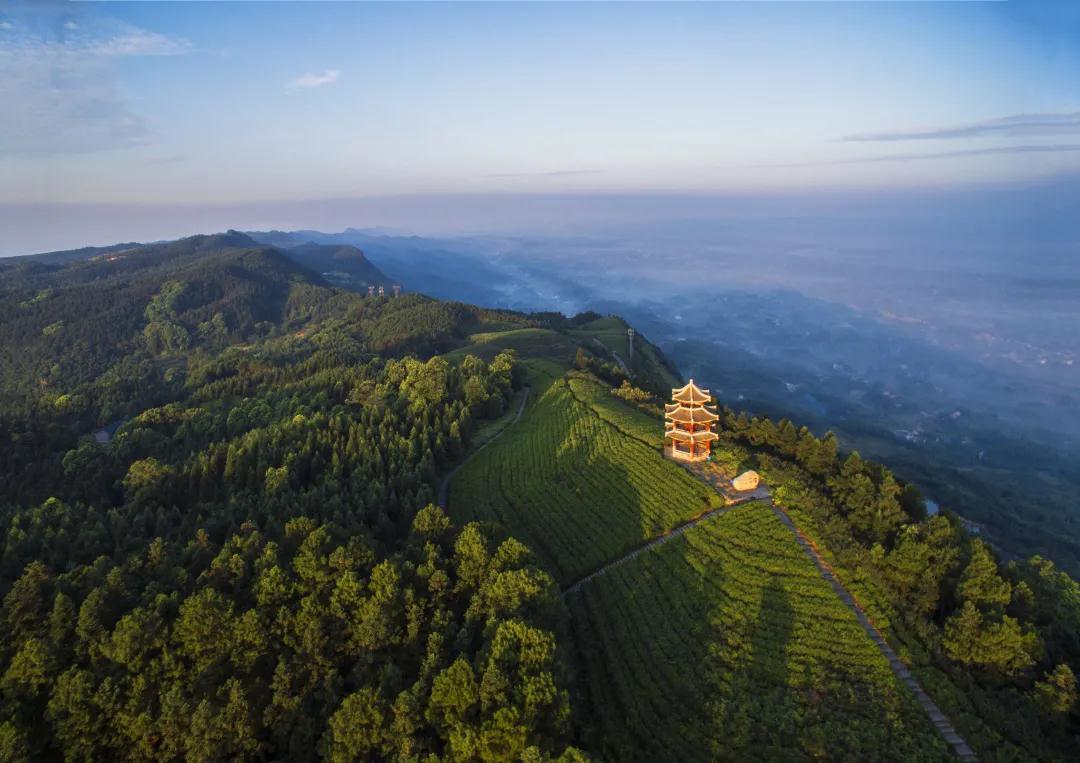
left=769, top=502, right=978, bottom=761
left=437, top=386, right=529, bottom=510
left=589, top=337, right=630, bottom=374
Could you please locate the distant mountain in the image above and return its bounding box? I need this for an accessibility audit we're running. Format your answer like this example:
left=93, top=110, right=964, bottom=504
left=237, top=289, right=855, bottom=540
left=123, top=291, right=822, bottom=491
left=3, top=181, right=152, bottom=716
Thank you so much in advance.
left=246, top=231, right=392, bottom=292
left=241, top=229, right=302, bottom=249
left=248, top=228, right=516, bottom=307
left=14, top=242, right=143, bottom=266
left=0, top=231, right=331, bottom=409
left=0, top=229, right=543, bottom=420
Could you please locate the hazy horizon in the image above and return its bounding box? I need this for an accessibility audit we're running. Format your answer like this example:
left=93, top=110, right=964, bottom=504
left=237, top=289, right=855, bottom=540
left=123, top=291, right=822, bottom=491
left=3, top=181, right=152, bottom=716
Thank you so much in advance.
left=4, top=171, right=1079, bottom=257
left=3, top=0, right=1080, bottom=253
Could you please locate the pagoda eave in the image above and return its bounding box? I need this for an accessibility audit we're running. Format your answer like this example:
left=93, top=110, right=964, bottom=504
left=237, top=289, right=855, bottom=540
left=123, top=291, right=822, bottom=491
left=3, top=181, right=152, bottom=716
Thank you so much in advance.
left=666, top=408, right=719, bottom=424
left=664, top=428, right=720, bottom=443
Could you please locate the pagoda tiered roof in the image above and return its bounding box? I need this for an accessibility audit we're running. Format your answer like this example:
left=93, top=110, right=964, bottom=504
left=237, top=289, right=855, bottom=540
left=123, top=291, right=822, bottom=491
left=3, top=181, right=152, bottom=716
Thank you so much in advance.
left=671, top=379, right=712, bottom=405
left=665, top=406, right=719, bottom=424
left=664, top=425, right=720, bottom=443
left=664, top=379, right=718, bottom=462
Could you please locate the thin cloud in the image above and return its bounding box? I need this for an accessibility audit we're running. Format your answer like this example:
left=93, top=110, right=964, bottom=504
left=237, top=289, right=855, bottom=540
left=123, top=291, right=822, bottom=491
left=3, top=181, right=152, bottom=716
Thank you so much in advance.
left=739, top=144, right=1080, bottom=170
left=139, top=155, right=186, bottom=166
left=484, top=169, right=602, bottom=179
left=0, top=19, right=192, bottom=155
left=87, top=30, right=193, bottom=57
left=844, top=112, right=1080, bottom=142
left=285, top=69, right=340, bottom=93
left=1, top=21, right=14, bottom=31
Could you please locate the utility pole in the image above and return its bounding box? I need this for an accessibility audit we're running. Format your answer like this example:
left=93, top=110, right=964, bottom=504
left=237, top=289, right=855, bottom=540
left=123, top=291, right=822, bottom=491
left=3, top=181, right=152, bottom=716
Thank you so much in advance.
left=627, top=327, right=635, bottom=366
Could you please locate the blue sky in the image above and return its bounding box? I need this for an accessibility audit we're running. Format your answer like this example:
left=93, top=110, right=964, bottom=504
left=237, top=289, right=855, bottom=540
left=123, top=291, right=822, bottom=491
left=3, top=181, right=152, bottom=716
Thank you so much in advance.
left=1, top=1, right=1079, bottom=250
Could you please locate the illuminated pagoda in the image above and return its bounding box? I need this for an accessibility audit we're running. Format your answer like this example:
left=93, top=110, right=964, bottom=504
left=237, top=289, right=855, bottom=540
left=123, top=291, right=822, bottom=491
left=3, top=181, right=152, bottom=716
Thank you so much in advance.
left=664, top=379, right=719, bottom=462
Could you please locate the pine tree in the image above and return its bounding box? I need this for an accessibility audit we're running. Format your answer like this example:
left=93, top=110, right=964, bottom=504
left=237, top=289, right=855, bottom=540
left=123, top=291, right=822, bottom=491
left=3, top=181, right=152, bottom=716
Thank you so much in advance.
left=957, top=540, right=1012, bottom=611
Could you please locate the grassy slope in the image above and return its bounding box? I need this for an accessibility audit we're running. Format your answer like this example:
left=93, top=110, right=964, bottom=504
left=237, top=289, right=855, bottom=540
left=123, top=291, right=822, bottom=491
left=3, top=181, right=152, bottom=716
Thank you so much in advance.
left=566, top=371, right=665, bottom=448
left=568, top=316, right=681, bottom=389
left=442, top=327, right=581, bottom=366
left=446, top=338, right=947, bottom=760
left=448, top=369, right=721, bottom=586
left=567, top=502, right=951, bottom=762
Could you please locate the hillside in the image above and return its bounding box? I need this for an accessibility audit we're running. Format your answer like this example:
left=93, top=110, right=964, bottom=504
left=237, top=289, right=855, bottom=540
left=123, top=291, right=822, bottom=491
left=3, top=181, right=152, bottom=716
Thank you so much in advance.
left=445, top=328, right=1080, bottom=760
left=0, top=232, right=325, bottom=410
left=0, top=235, right=592, bottom=760
left=0, top=232, right=1077, bottom=760
left=246, top=231, right=392, bottom=291
left=449, top=345, right=955, bottom=759
left=449, top=372, right=721, bottom=585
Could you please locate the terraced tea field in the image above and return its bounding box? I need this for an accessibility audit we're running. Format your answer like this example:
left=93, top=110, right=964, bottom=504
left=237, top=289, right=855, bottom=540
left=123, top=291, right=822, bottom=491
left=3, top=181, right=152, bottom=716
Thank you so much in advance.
left=449, top=374, right=721, bottom=584
left=566, top=371, right=665, bottom=448
left=567, top=502, right=952, bottom=762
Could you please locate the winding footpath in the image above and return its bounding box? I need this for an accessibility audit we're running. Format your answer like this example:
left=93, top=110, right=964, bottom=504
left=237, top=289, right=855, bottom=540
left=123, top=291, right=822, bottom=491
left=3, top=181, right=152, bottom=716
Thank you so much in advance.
left=437, top=386, right=529, bottom=510
left=565, top=473, right=978, bottom=761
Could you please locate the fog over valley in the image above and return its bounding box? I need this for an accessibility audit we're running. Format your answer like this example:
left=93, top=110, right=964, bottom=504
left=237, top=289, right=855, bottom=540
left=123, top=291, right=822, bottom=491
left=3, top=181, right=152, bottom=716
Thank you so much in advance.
left=234, top=190, right=1078, bottom=565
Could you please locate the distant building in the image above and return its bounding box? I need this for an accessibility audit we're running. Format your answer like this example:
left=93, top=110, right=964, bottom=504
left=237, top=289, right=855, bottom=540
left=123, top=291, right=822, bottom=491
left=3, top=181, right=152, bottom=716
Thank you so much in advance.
left=393, top=284, right=401, bottom=297
left=367, top=285, right=376, bottom=297
left=664, top=379, right=719, bottom=462
left=378, top=285, right=385, bottom=297
left=732, top=470, right=760, bottom=492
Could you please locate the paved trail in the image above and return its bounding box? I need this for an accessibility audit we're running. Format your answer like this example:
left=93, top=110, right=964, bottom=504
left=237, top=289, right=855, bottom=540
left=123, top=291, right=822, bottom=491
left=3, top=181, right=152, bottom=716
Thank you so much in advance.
left=437, top=387, right=529, bottom=510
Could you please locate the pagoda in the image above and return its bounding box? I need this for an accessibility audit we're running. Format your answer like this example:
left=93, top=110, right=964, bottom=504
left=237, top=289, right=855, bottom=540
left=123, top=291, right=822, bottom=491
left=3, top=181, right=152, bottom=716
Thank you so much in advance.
left=664, top=379, right=719, bottom=462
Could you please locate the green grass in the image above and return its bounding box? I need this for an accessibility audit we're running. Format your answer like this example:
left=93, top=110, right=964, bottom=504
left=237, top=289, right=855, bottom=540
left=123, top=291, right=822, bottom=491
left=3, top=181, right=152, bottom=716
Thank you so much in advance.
left=444, top=327, right=580, bottom=367
left=567, top=317, right=630, bottom=355
left=568, top=317, right=681, bottom=389
left=448, top=372, right=722, bottom=585
left=567, top=502, right=952, bottom=762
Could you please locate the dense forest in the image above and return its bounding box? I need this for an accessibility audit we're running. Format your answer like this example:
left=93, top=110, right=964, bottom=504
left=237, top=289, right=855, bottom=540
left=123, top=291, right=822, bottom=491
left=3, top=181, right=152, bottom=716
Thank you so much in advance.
left=0, top=233, right=1077, bottom=760
left=0, top=236, right=583, bottom=760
